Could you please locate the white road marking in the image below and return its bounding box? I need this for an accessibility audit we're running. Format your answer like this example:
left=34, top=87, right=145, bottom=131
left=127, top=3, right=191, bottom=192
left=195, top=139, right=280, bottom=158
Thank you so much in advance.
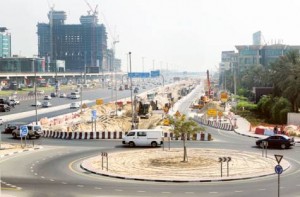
left=161, top=192, right=171, bottom=194
left=185, top=192, right=194, bottom=194
left=115, top=189, right=123, bottom=192
left=77, top=185, right=84, bottom=187
left=16, top=187, right=22, bottom=190
left=94, top=187, right=102, bottom=190
left=258, top=189, right=266, bottom=191
left=49, top=179, right=55, bottom=182
left=36, top=160, right=39, bottom=163
left=235, top=191, right=243, bottom=193
left=43, top=158, right=46, bottom=161
left=280, top=187, right=285, bottom=189
left=61, top=182, right=67, bottom=185
left=297, top=185, right=300, bottom=187
left=41, top=176, right=45, bottom=179
left=32, top=164, right=35, bottom=166
left=31, top=170, right=34, bottom=172
left=209, top=192, right=218, bottom=194
left=34, top=173, right=38, bottom=176
left=137, top=191, right=146, bottom=193
left=30, top=166, right=33, bottom=169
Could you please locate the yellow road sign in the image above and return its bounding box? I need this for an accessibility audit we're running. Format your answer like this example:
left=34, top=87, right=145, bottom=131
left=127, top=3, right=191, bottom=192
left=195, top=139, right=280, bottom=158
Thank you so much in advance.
left=207, top=108, right=217, bottom=116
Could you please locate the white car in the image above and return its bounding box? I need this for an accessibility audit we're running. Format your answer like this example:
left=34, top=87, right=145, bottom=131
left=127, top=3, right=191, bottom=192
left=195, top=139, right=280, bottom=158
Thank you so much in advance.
left=32, top=101, right=41, bottom=106
left=44, top=95, right=52, bottom=100
left=70, top=102, right=80, bottom=109
left=0, top=118, right=3, bottom=125
left=59, top=93, right=67, bottom=98
left=42, top=101, right=52, bottom=107
left=9, top=99, right=20, bottom=105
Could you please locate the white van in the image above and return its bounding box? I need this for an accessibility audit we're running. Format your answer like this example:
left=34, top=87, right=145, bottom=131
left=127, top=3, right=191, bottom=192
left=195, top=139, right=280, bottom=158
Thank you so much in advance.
left=122, top=129, right=163, bottom=147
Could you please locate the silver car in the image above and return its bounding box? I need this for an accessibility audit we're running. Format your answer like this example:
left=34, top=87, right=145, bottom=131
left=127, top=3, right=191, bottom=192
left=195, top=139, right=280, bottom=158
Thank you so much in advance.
left=12, top=125, right=43, bottom=139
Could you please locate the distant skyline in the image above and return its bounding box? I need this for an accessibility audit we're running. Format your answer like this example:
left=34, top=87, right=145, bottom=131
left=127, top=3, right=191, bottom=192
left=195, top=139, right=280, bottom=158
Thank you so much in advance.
left=2, top=0, right=300, bottom=72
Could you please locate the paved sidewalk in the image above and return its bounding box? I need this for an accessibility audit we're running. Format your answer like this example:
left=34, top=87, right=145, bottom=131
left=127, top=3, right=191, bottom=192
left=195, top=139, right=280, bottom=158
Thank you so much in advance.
left=232, top=111, right=300, bottom=143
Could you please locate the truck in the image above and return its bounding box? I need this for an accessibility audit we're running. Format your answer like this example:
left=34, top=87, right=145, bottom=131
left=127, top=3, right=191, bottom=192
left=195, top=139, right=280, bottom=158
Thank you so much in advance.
left=137, top=101, right=151, bottom=119
left=122, top=129, right=164, bottom=147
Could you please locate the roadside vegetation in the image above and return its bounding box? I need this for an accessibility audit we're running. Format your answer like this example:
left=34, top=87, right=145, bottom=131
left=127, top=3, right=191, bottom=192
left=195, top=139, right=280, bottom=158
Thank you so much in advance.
left=224, top=50, right=300, bottom=128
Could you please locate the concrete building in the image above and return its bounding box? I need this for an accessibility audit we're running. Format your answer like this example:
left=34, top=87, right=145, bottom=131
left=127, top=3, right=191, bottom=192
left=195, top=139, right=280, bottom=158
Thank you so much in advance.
left=37, top=9, right=108, bottom=73
left=0, top=27, right=11, bottom=58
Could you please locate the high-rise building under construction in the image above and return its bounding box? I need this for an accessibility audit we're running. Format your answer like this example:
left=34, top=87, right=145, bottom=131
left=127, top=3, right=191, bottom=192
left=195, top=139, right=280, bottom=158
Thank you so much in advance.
left=37, top=9, right=107, bottom=72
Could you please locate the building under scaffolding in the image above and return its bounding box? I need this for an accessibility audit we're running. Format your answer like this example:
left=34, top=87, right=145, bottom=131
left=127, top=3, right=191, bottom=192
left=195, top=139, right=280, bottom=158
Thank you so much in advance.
left=37, top=10, right=108, bottom=73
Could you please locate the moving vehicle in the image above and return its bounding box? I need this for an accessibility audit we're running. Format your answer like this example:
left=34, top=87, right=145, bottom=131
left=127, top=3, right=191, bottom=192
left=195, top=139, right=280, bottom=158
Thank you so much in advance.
left=256, top=135, right=295, bottom=149
left=59, top=93, right=67, bottom=98
left=31, top=101, right=42, bottom=107
left=70, top=92, right=80, bottom=99
left=12, top=125, right=43, bottom=139
left=70, top=102, right=80, bottom=109
left=4, top=122, right=27, bottom=133
left=50, top=92, right=57, bottom=97
left=0, top=104, right=11, bottom=112
left=122, top=129, right=163, bottom=147
left=44, top=95, right=52, bottom=100
left=42, top=101, right=52, bottom=107
left=9, top=98, right=20, bottom=105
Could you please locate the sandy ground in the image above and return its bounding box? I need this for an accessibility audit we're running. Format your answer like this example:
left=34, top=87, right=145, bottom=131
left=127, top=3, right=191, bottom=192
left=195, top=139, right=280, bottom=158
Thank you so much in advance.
left=81, top=148, right=288, bottom=181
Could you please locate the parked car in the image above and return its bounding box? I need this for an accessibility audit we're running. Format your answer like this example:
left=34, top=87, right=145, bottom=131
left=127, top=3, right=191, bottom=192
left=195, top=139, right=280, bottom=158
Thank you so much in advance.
left=4, top=122, right=27, bottom=133
left=59, top=93, right=67, bottom=98
left=44, top=95, right=52, bottom=100
left=0, top=104, right=10, bottom=112
left=9, top=98, right=20, bottom=105
left=42, top=101, right=52, bottom=107
left=50, top=92, right=57, bottom=97
left=70, top=102, right=80, bottom=109
left=12, top=125, right=43, bottom=139
left=0, top=118, right=3, bottom=125
left=256, top=135, right=295, bottom=149
left=31, top=101, right=42, bottom=107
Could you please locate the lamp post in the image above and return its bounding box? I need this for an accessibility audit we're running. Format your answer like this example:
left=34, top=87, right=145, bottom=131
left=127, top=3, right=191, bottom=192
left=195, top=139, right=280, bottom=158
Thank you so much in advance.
left=32, top=59, right=38, bottom=125
left=129, top=52, right=134, bottom=129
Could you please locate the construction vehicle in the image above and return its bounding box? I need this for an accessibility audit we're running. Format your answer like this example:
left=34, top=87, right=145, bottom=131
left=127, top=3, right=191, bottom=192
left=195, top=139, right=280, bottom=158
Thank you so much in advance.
left=137, top=101, right=151, bottom=119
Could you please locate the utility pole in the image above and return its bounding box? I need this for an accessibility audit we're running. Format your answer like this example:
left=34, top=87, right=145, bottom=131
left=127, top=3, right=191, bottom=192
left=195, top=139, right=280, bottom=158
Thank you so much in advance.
left=129, top=52, right=134, bottom=129
left=33, top=59, right=38, bottom=125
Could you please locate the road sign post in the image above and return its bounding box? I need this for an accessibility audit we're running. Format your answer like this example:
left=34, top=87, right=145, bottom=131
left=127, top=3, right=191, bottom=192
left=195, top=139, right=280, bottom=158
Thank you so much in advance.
left=219, top=157, right=231, bottom=177
left=20, top=125, right=28, bottom=148
left=101, top=152, right=108, bottom=171
left=274, top=154, right=283, bottom=197
left=262, top=141, right=268, bottom=157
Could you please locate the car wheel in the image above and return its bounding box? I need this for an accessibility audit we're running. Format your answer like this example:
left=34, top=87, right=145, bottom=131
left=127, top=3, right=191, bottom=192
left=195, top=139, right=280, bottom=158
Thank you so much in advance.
left=36, top=136, right=40, bottom=139
left=281, top=144, right=286, bottom=149
left=151, top=141, right=157, bottom=147
left=12, top=133, right=17, bottom=139
left=129, top=141, right=135, bottom=147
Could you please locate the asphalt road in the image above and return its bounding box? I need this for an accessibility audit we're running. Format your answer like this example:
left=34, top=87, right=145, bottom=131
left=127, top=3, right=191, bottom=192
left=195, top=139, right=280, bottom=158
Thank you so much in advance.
left=1, top=82, right=300, bottom=197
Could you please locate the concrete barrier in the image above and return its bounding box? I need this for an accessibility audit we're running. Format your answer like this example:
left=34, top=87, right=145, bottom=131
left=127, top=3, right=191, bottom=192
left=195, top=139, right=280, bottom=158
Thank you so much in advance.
left=193, top=115, right=234, bottom=131
left=42, top=130, right=212, bottom=141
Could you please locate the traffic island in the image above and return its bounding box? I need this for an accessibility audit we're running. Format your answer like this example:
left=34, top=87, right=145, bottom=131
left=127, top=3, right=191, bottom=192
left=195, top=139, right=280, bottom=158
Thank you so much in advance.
left=80, top=148, right=290, bottom=182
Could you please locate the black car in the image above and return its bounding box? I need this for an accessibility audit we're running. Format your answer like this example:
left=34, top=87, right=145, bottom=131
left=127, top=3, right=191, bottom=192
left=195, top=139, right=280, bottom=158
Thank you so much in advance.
left=50, top=92, right=57, bottom=97
left=0, top=104, right=10, bottom=112
left=256, top=135, right=295, bottom=149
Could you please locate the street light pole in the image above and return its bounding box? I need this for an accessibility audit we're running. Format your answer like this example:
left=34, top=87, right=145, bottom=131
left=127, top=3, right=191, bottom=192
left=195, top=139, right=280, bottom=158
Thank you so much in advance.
left=129, top=52, right=134, bottom=129
left=33, top=59, right=38, bottom=125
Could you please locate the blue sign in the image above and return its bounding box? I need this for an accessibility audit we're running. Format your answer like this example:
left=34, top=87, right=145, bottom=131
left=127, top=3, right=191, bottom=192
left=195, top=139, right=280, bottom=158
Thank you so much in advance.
left=92, top=110, right=97, bottom=120
left=275, top=165, right=283, bottom=174
left=128, top=72, right=150, bottom=78
left=151, top=70, right=160, bottom=77
left=20, top=125, right=28, bottom=137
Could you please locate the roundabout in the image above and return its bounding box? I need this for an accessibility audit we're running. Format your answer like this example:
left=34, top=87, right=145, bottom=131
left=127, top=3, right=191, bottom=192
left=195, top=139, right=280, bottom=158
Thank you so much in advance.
left=81, top=148, right=290, bottom=182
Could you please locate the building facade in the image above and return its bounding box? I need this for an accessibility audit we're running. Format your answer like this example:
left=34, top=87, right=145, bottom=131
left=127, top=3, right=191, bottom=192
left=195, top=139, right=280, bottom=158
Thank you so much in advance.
left=0, top=57, right=46, bottom=72
left=0, top=27, right=11, bottom=58
left=37, top=10, right=108, bottom=73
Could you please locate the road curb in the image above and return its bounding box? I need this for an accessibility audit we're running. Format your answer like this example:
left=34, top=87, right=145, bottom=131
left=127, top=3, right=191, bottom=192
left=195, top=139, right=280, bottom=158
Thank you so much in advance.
left=80, top=162, right=290, bottom=183
left=0, top=146, right=43, bottom=158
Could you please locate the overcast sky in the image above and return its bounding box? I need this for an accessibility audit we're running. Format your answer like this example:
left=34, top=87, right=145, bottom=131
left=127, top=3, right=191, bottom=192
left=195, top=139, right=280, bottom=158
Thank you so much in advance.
left=2, top=0, right=300, bottom=72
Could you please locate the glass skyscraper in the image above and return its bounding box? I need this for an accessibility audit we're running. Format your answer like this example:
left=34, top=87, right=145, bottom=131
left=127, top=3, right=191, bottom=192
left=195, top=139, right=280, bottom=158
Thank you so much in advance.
left=0, top=27, right=11, bottom=58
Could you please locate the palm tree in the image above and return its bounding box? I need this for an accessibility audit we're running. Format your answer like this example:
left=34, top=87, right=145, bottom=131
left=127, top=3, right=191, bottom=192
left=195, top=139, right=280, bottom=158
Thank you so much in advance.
left=270, top=50, right=300, bottom=112
left=169, top=113, right=205, bottom=162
